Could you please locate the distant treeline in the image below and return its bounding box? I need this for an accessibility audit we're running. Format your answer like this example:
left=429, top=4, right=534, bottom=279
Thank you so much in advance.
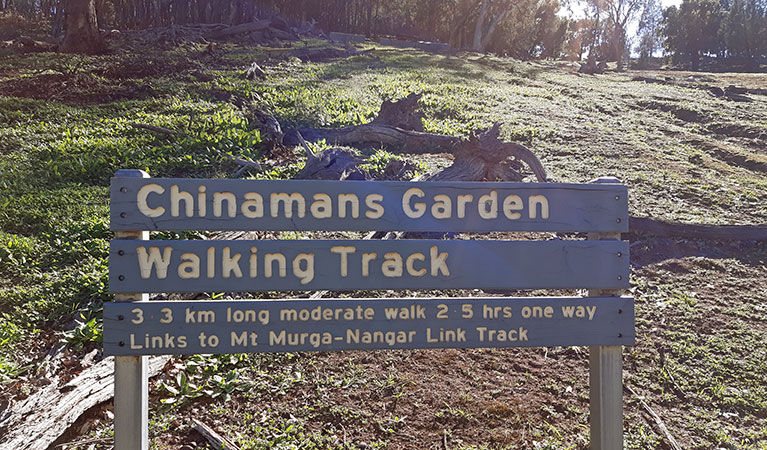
left=1, top=0, right=765, bottom=70
left=663, top=0, right=767, bottom=70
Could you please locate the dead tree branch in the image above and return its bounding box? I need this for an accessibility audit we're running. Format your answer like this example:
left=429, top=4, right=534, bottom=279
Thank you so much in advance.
left=282, top=93, right=547, bottom=183
left=193, top=418, right=241, bottom=450
left=0, top=356, right=169, bottom=450
left=626, top=385, right=683, bottom=450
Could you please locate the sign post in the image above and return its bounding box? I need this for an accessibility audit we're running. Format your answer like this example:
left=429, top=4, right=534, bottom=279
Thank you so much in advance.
left=107, top=173, right=634, bottom=449
left=112, top=169, right=149, bottom=450
left=588, top=176, right=625, bottom=450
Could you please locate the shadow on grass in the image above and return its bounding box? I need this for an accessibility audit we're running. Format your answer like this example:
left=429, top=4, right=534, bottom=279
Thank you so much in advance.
left=629, top=237, right=766, bottom=269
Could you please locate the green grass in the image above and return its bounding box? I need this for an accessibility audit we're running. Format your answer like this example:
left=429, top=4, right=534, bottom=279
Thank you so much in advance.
left=1, top=42, right=766, bottom=448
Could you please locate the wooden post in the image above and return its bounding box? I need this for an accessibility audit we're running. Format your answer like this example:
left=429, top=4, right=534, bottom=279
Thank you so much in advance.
left=113, top=169, right=150, bottom=450
left=588, top=176, right=624, bottom=450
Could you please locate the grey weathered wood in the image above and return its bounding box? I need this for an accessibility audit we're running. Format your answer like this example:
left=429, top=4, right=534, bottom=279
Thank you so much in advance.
left=209, top=19, right=271, bottom=38
left=370, top=93, right=425, bottom=131
left=589, top=345, right=623, bottom=450
left=0, top=356, right=168, bottom=450
left=113, top=169, right=151, bottom=450
left=103, top=297, right=635, bottom=356
left=192, top=418, right=241, bottom=450
left=110, top=179, right=629, bottom=233
left=587, top=176, right=625, bottom=450
left=286, top=122, right=549, bottom=182
left=109, top=239, right=630, bottom=293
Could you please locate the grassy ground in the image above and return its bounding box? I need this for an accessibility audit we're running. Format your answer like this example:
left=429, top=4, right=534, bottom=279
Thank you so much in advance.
left=0, top=40, right=765, bottom=449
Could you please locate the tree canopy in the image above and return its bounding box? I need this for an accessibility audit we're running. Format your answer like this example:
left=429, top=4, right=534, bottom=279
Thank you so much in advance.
left=2, top=0, right=765, bottom=69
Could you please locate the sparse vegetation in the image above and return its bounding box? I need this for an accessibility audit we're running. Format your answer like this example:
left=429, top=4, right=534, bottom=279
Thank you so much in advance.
left=1, top=40, right=765, bottom=449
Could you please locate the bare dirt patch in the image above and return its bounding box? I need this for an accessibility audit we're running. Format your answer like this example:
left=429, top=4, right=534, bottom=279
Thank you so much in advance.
left=637, top=100, right=709, bottom=123
left=708, top=122, right=767, bottom=141
left=689, top=139, right=767, bottom=173
left=0, top=72, right=155, bottom=102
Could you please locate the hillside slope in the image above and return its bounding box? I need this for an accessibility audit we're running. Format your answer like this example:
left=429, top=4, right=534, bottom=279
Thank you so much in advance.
left=0, top=42, right=765, bottom=449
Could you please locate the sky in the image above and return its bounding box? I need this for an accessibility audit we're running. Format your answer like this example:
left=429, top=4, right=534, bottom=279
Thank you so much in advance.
left=561, top=0, right=682, bottom=20
left=662, top=0, right=683, bottom=7
left=559, top=0, right=683, bottom=55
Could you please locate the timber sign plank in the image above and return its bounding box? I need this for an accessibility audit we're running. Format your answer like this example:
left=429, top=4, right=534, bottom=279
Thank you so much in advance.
left=109, top=239, right=629, bottom=292
left=106, top=170, right=634, bottom=450
left=104, top=297, right=634, bottom=356
left=110, top=179, right=629, bottom=233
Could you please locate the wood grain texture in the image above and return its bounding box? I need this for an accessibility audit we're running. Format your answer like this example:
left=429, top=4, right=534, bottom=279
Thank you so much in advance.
left=104, top=297, right=635, bottom=356
left=109, top=239, right=630, bottom=293
left=192, top=418, right=241, bottom=450
left=0, top=356, right=168, bottom=450
left=110, top=178, right=629, bottom=233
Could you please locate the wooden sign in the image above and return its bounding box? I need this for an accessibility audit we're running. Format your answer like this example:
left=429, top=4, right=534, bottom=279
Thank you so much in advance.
left=107, top=170, right=634, bottom=450
left=110, top=179, right=629, bottom=233
left=103, top=297, right=635, bottom=356
left=109, top=239, right=629, bottom=293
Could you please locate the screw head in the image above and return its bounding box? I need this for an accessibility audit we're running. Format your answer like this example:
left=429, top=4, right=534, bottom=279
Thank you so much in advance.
left=120, top=187, right=127, bottom=193
left=118, top=275, right=125, bottom=281
left=119, top=341, right=125, bottom=347
left=617, top=275, right=623, bottom=280
left=615, top=195, right=620, bottom=200
left=118, top=315, right=124, bottom=320
left=616, top=218, right=622, bottom=223
left=618, top=333, right=623, bottom=338
left=120, top=212, right=127, bottom=218
left=618, top=309, right=623, bottom=314
left=617, top=252, right=622, bottom=257
left=118, top=250, right=125, bottom=256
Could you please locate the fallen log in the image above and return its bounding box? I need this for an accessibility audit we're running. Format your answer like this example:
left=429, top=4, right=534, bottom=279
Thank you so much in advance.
left=227, top=154, right=261, bottom=177
left=208, top=19, right=271, bottom=38
left=0, top=36, right=57, bottom=53
left=631, top=76, right=667, bottom=84
left=268, top=27, right=295, bottom=41
left=286, top=122, right=546, bottom=182
left=282, top=92, right=547, bottom=182
left=248, top=106, right=283, bottom=147
left=271, top=96, right=762, bottom=242
left=629, top=217, right=767, bottom=241
left=370, top=93, right=425, bottom=131
left=285, top=123, right=457, bottom=153
left=0, top=356, right=169, bottom=450
left=245, top=62, right=267, bottom=79
left=193, top=418, right=241, bottom=450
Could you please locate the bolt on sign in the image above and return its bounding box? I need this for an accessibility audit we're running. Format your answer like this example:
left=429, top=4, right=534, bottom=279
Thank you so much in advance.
left=107, top=171, right=634, bottom=450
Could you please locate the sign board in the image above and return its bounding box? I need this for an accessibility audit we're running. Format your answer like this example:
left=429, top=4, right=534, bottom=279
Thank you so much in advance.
left=107, top=170, right=634, bottom=450
left=109, top=239, right=629, bottom=293
left=104, top=297, right=635, bottom=356
left=111, top=179, right=629, bottom=233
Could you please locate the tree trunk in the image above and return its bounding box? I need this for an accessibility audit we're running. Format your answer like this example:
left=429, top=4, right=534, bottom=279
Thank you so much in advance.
left=472, top=0, right=489, bottom=51
left=615, top=34, right=626, bottom=71
left=59, top=0, right=105, bottom=54
left=479, top=6, right=509, bottom=51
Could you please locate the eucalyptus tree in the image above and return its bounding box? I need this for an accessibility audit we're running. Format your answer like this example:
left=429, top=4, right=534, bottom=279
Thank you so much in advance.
left=663, top=0, right=724, bottom=70
left=636, top=0, right=662, bottom=66
left=59, top=0, right=106, bottom=53
left=722, top=0, right=767, bottom=67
